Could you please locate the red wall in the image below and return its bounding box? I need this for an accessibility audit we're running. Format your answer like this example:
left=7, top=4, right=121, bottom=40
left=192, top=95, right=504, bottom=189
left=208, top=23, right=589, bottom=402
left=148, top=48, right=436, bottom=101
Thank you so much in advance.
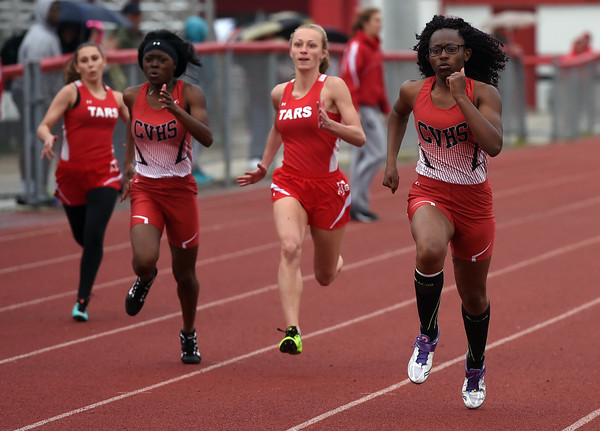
left=308, top=0, right=359, bottom=34
left=443, top=0, right=597, bottom=4
left=216, top=0, right=308, bottom=15
left=216, top=0, right=359, bottom=34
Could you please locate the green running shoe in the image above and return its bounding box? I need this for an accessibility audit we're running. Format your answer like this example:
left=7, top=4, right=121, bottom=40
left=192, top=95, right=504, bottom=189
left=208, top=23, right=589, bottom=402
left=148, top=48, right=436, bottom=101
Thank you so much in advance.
left=278, top=326, right=302, bottom=354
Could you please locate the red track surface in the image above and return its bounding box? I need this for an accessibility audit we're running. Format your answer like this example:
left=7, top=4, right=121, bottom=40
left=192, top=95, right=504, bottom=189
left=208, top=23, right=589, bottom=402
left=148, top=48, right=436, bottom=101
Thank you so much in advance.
left=1, top=138, right=600, bottom=430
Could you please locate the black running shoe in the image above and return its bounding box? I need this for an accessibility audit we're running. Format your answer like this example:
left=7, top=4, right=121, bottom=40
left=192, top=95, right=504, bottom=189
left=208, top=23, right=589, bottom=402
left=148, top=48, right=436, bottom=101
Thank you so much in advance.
left=125, top=268, right=157, bottom=316
left=350, top=209, right=379, bottom=223
left=180, top=330, right=202, bottom=364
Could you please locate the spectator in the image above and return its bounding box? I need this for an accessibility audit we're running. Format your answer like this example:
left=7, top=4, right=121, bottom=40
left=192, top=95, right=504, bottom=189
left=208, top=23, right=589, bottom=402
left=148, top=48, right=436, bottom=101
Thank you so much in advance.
left=105, top=1, right=144, bottom=92
left=565, top=35, right=586, bottom=59
left=86, top=20, right=104, bottom=46
left=574, top=31, right=595, bottom=56
left=17, top=0, right=61, bottom=60
left=0, top=58, right=3, bottom=119
left=340, top=7, right=390, bottom=223
left=236, top=14, right=296, bottom=171
left=492, top=27, right=523, bottom=58
left=59, top=22, right=84, bottom=54
left=184, top=15, right=214, bottom=185
left=12, top=0, right=63, bottom=205
left=185, top=15, right=209, bottom=45
left=59, top=20, right=104, bottom=55
left=109, top=1, right=144, bottom=50
left=560, top=32, right=596, bottom=64
left=1, top=32, right=26, bottom=67
left=0, top=58, right=3, bottom=117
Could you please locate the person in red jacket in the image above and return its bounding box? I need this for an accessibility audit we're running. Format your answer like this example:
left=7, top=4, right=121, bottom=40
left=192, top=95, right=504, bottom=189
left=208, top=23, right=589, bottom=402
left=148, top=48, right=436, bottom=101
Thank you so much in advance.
left=340, top=7, right=390, bottom=222
left=0, top=58, right=3, bottom=117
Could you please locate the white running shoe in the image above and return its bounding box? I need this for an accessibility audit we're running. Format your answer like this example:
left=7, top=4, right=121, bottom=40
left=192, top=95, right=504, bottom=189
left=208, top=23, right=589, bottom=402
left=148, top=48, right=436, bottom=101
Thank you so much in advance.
left=407, top=331, right=439, bottom=384
left=462, top=364, right=486, bottom=409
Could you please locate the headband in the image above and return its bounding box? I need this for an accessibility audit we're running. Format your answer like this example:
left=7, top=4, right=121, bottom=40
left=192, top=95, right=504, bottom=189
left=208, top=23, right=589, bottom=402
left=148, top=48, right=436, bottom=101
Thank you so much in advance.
left=143, top=40, right=179, bottom=65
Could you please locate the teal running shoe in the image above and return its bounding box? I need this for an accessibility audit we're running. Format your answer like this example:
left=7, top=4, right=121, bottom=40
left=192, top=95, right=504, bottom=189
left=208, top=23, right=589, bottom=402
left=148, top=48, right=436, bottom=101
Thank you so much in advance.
left=72, top=300, right=88, bottom=322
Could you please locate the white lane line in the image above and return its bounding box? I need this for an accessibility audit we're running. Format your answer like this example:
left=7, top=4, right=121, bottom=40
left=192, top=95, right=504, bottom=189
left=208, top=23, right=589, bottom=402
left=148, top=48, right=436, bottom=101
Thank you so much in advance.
left=0, top=242, right=280, bottom=312
left=14, top=297, right=600, bottom=431
left=0, top=246, right=413, bottom=365
left=0, top=187, right=268, bottom=243
left=0, top=215, right=273, bottom=275
left=562, top=409, right=600, bottom=431
left=0, top=226, right=66, bottom=243
left=3, top=234, right=600, bottom=365
left=3, top=170, right=599, bottom=275
left=285, top=297, right=600, bottom=431
left=4, top=193, right=599, bottom=312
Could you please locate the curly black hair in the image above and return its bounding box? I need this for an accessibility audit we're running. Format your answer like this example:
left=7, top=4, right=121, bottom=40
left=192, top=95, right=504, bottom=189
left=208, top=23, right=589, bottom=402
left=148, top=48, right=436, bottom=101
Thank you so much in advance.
left=137, top=29, right=201, bottom=78
left=414, top=15, right=507, bottom=87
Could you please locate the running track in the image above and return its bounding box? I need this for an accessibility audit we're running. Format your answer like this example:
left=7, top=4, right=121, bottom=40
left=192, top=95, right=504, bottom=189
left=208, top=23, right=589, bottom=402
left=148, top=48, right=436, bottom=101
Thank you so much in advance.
left=1, top=138, right=599, bottom=430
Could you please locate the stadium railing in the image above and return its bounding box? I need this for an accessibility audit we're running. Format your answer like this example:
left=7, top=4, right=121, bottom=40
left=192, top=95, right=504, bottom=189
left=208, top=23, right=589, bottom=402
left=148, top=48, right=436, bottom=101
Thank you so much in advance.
left=2, top=40, right=596, bottom=205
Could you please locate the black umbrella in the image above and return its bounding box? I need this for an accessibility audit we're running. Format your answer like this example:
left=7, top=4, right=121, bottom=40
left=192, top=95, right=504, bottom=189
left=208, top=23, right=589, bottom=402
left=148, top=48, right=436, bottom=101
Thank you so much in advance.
left=324, top=28, right=348, bottom=44
left=238, top=11, right=308, bottom=41
left=58, top=1, right=132, bottom=27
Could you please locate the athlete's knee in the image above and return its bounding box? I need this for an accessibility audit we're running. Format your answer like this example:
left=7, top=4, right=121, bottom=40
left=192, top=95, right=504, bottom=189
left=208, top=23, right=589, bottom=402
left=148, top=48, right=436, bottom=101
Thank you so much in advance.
left=131, top=240, right=159, bottom=273
left=280, top=237, right=302, bottom=263
left=72, top=231, right=85, bottom=247
left=314, top=268, right=336, bottom=286
left=84, top=228, right=106, bottom=249
left=69, top=223, right=85, bottom=246
left=460, top=289, right=489, bottom=315
left=415, top=240, right=447, bottom=270
left=314, top=257, right=342, bottom=286
left=132, top=257, right=157, bottom=279
left=173, top=270, right=198, bottom=291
